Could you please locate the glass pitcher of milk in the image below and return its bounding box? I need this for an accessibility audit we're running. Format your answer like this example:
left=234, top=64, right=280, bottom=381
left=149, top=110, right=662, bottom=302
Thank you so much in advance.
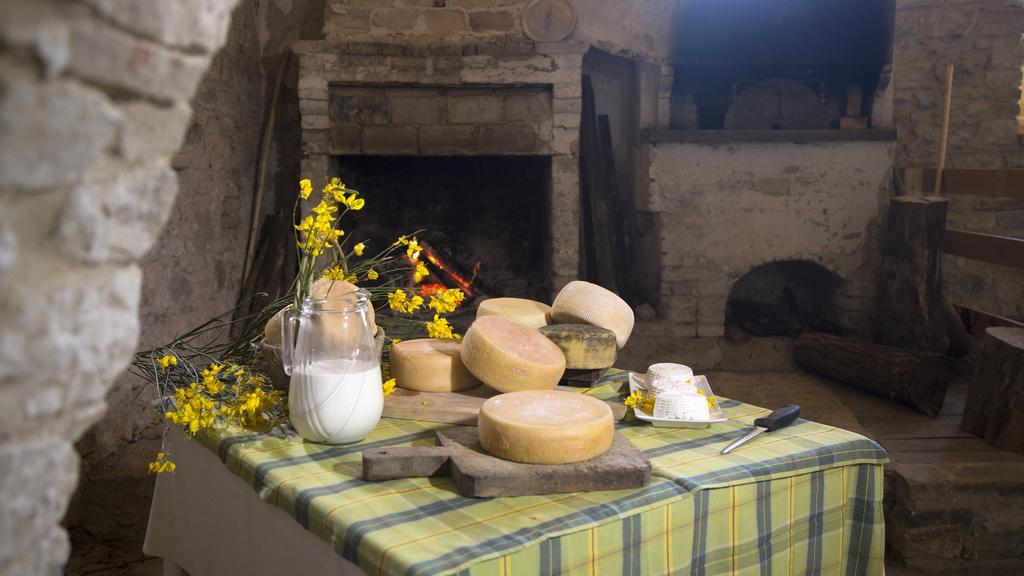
left=281, top=288, right=383, bottom=444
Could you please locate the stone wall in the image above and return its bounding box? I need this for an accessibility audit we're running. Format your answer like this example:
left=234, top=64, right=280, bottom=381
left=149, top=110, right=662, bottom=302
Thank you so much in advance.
left=323, top=0, right=676, bottom=63
left=0, top=0, right=241, bottom=573
left=643, top=134, right=895, bottom=338
left=65, top=2, right=265, bottom=572
left=893, top=0, right=1024, bottom=320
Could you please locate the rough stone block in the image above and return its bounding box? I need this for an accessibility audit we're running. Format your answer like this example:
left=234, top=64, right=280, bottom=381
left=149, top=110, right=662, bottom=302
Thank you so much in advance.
left=0, top=71, right=120, bottom=191
left=362, top=126, right=418, bottom=154
left=57, top=160, right=179, bottom=264
left=504, top=92, right=552, bottom=122
left=299, top=98, right=328, bottom=116
left=468, top=10, right=515, bottom=32
left=420, top=9, right=468, bottom=32
left=325, top=7, right=372, bottom=32
left=476, top=124, right=539, bottom=154
left=301, top=114, right=330, bottom=130
left=116, top=102, right=191, bottom=163
left=302, top=129, right=330, bottom=154
left=298, top=74, right=329, bottom=100
left=329, top=124, right=363, bottom=153
left=390, top=95, right=447, bottom=124
left=448, top=94, right=503, bottom=124
left=68, top=16, right=210, bottom=103
left=330, top=92, right=390, bottom=124
left=371, top=8, right=418, bottom=31
left=419, top=125, right=476, bottom=154
left=83, top=0, right=234, bottom=53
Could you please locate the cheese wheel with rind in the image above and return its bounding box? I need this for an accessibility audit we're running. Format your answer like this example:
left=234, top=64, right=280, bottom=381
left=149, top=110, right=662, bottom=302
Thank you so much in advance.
left=538, top=324, right=617, bottom=370
left=476, top=297, right=552, bottom=329
left=390, top=338, right=480, bottom=392
left=551, top=281, right=634, bottom=348
left=478, top=390, right=614, bottom=464
left=460, top=316, right=566, bottom=393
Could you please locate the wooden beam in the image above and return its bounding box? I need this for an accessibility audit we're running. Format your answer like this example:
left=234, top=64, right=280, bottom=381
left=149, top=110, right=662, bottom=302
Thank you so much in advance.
left=944, top=229, right=1024, bottom=270
left=953, top=304, right=1024, bottom=332
left=903, top=168, right=1024, bottom=199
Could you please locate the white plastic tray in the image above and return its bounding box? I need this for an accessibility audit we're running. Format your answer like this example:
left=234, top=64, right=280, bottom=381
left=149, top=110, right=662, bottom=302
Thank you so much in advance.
left=627, top=372, right=728, bottom=428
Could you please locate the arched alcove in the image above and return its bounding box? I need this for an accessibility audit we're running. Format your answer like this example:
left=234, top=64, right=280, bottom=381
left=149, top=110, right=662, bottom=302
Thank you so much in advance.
left=725, top=260, right=842, bottom=337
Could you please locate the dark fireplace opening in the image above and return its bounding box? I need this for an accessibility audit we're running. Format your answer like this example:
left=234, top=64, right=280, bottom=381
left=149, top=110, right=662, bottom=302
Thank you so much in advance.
left=335, top=155, right=551, bottom=301
left=725, top=260, right=842, bottom=339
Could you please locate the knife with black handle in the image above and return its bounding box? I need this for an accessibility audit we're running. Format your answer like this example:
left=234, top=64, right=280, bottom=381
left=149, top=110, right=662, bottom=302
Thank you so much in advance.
left=720, top=404, right=801, bottom=455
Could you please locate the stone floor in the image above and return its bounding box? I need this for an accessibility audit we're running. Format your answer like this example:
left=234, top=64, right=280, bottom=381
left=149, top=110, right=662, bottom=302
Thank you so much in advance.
left=67, top=358, right=1024, bottom=574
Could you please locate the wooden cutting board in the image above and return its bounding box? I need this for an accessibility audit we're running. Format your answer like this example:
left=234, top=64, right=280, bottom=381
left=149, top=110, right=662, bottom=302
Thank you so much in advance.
left=362, top=426, right=650, bottom=497
left=383, top=385, right=627, bottom=425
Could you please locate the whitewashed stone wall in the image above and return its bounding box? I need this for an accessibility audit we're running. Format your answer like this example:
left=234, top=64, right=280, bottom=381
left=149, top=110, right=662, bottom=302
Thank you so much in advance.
left=644, top=136, right=894, bottom=337
left=0, top=1, right=240, bottom=573
left=893, top=0, right=1024, bottom=319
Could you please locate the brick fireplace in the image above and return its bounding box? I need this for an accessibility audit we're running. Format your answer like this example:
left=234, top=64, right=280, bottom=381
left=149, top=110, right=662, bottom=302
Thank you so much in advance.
left=294, top=40, right=587, bottom=295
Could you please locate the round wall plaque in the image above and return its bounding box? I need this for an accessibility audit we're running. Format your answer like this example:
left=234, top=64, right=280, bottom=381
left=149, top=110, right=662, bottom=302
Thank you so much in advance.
left=522, top=0, right=577, bottom=43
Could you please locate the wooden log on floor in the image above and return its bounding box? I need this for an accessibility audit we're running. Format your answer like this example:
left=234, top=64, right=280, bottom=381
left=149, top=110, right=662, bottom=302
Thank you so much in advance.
left=960, top=327, right=1024, bottom=452
left=794, top=332, right=953, bottom=417
left=874, top=195, right=950, bottom=353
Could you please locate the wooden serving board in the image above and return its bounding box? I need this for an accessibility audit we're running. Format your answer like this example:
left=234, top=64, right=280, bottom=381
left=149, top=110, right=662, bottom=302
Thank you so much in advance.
left=362, top=427, right=650, bottom=497
left=383, top=385, right=627, bottom=425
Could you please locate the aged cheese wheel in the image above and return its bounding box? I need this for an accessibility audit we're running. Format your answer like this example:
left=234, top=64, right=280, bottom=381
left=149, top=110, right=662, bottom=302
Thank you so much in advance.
left=460, top=316, right=566, bottom=393
left=538, top=324, right=617, bottom=370
left=551, top=281, right=634, bottom=348
left=478, top=390, right=614, bottom=464
left=390, top=338, right=480, bottom=392
left=476, top=297, right=552, bottom=329
left=263, top=278, right=375, bottom=347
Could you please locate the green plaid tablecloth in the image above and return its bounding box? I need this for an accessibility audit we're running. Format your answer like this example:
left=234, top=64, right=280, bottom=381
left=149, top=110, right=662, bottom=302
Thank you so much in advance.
left=194, top=370, right=888, bottom=576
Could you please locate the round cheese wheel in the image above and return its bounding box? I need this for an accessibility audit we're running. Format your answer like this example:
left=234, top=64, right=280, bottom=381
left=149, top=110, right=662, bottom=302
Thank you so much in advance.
left=551, top=281, right=634, bottom=348
left=538, top=324, right=617, bottom=370
left=476, top=297, right=552, bottom=329
left=264, top=278, right=376, bottom=347
left=460, top=316, right=566, bottom=393
left=390, top=338, right=480, bottom=392
left=478, top=390, right=614, bottom=464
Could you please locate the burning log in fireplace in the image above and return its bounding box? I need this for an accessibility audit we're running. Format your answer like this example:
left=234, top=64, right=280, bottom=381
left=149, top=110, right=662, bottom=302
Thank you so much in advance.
left=407, top=239, right=483, bottom=299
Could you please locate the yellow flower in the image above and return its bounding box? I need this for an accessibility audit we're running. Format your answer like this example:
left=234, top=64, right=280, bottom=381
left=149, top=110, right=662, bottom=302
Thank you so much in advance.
left=425, top=314, right=460, bottom=340
left=157, top=355, right=177, bottom=370
left=312, top=200, right=337, bottom=217
left=366, top=268, right=379, bottom=280
left=407, top=295, right=424, bottom=312
left=322, top=265, right=346, bottom=281
left=394, top=235, right=409, bottom=246
left=382, top=378, right=396, bottom=397
left=344, top=274, right=358, bottom=284
left=428, top=288, right=465, bottom=314
left=324, top=177, right=346, bottom=202
left=299, top=178, right=312, bottom=200
left=413, top=261, right=429, bottom=283
left=148, top=452, right=176, bottom=475
left=348, top=196, right=365, bottom=211
left=387, top=289, right=408, bottom=312
left=406, top=236, right=422, bottom=259
left=387, top=289, right=424, bottom=314
left=624, top=390, right=655, bottom=415
left=353, top=242, right=365, bottom=256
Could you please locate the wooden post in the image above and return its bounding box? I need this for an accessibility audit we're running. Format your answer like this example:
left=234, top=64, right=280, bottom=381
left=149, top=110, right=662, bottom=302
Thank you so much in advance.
left=960, top=327, right=1024, bottom=452
left=874, top=196, right=950, bottom=353
left=794, top=332, right=952, bottom=417
left=933, top=64, right=954, bottom=196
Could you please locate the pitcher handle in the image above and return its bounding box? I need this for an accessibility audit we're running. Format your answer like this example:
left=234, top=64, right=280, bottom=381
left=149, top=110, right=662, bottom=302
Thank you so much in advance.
left=281, top=307, right=300, bottom=376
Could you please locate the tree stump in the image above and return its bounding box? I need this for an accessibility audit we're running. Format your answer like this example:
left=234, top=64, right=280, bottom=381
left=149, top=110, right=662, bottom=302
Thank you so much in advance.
left=873, top=196, right=949, bottom=353
left=794, top=332, right=952, bottom=417
left=960, top=327, right=1024, bottom=452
